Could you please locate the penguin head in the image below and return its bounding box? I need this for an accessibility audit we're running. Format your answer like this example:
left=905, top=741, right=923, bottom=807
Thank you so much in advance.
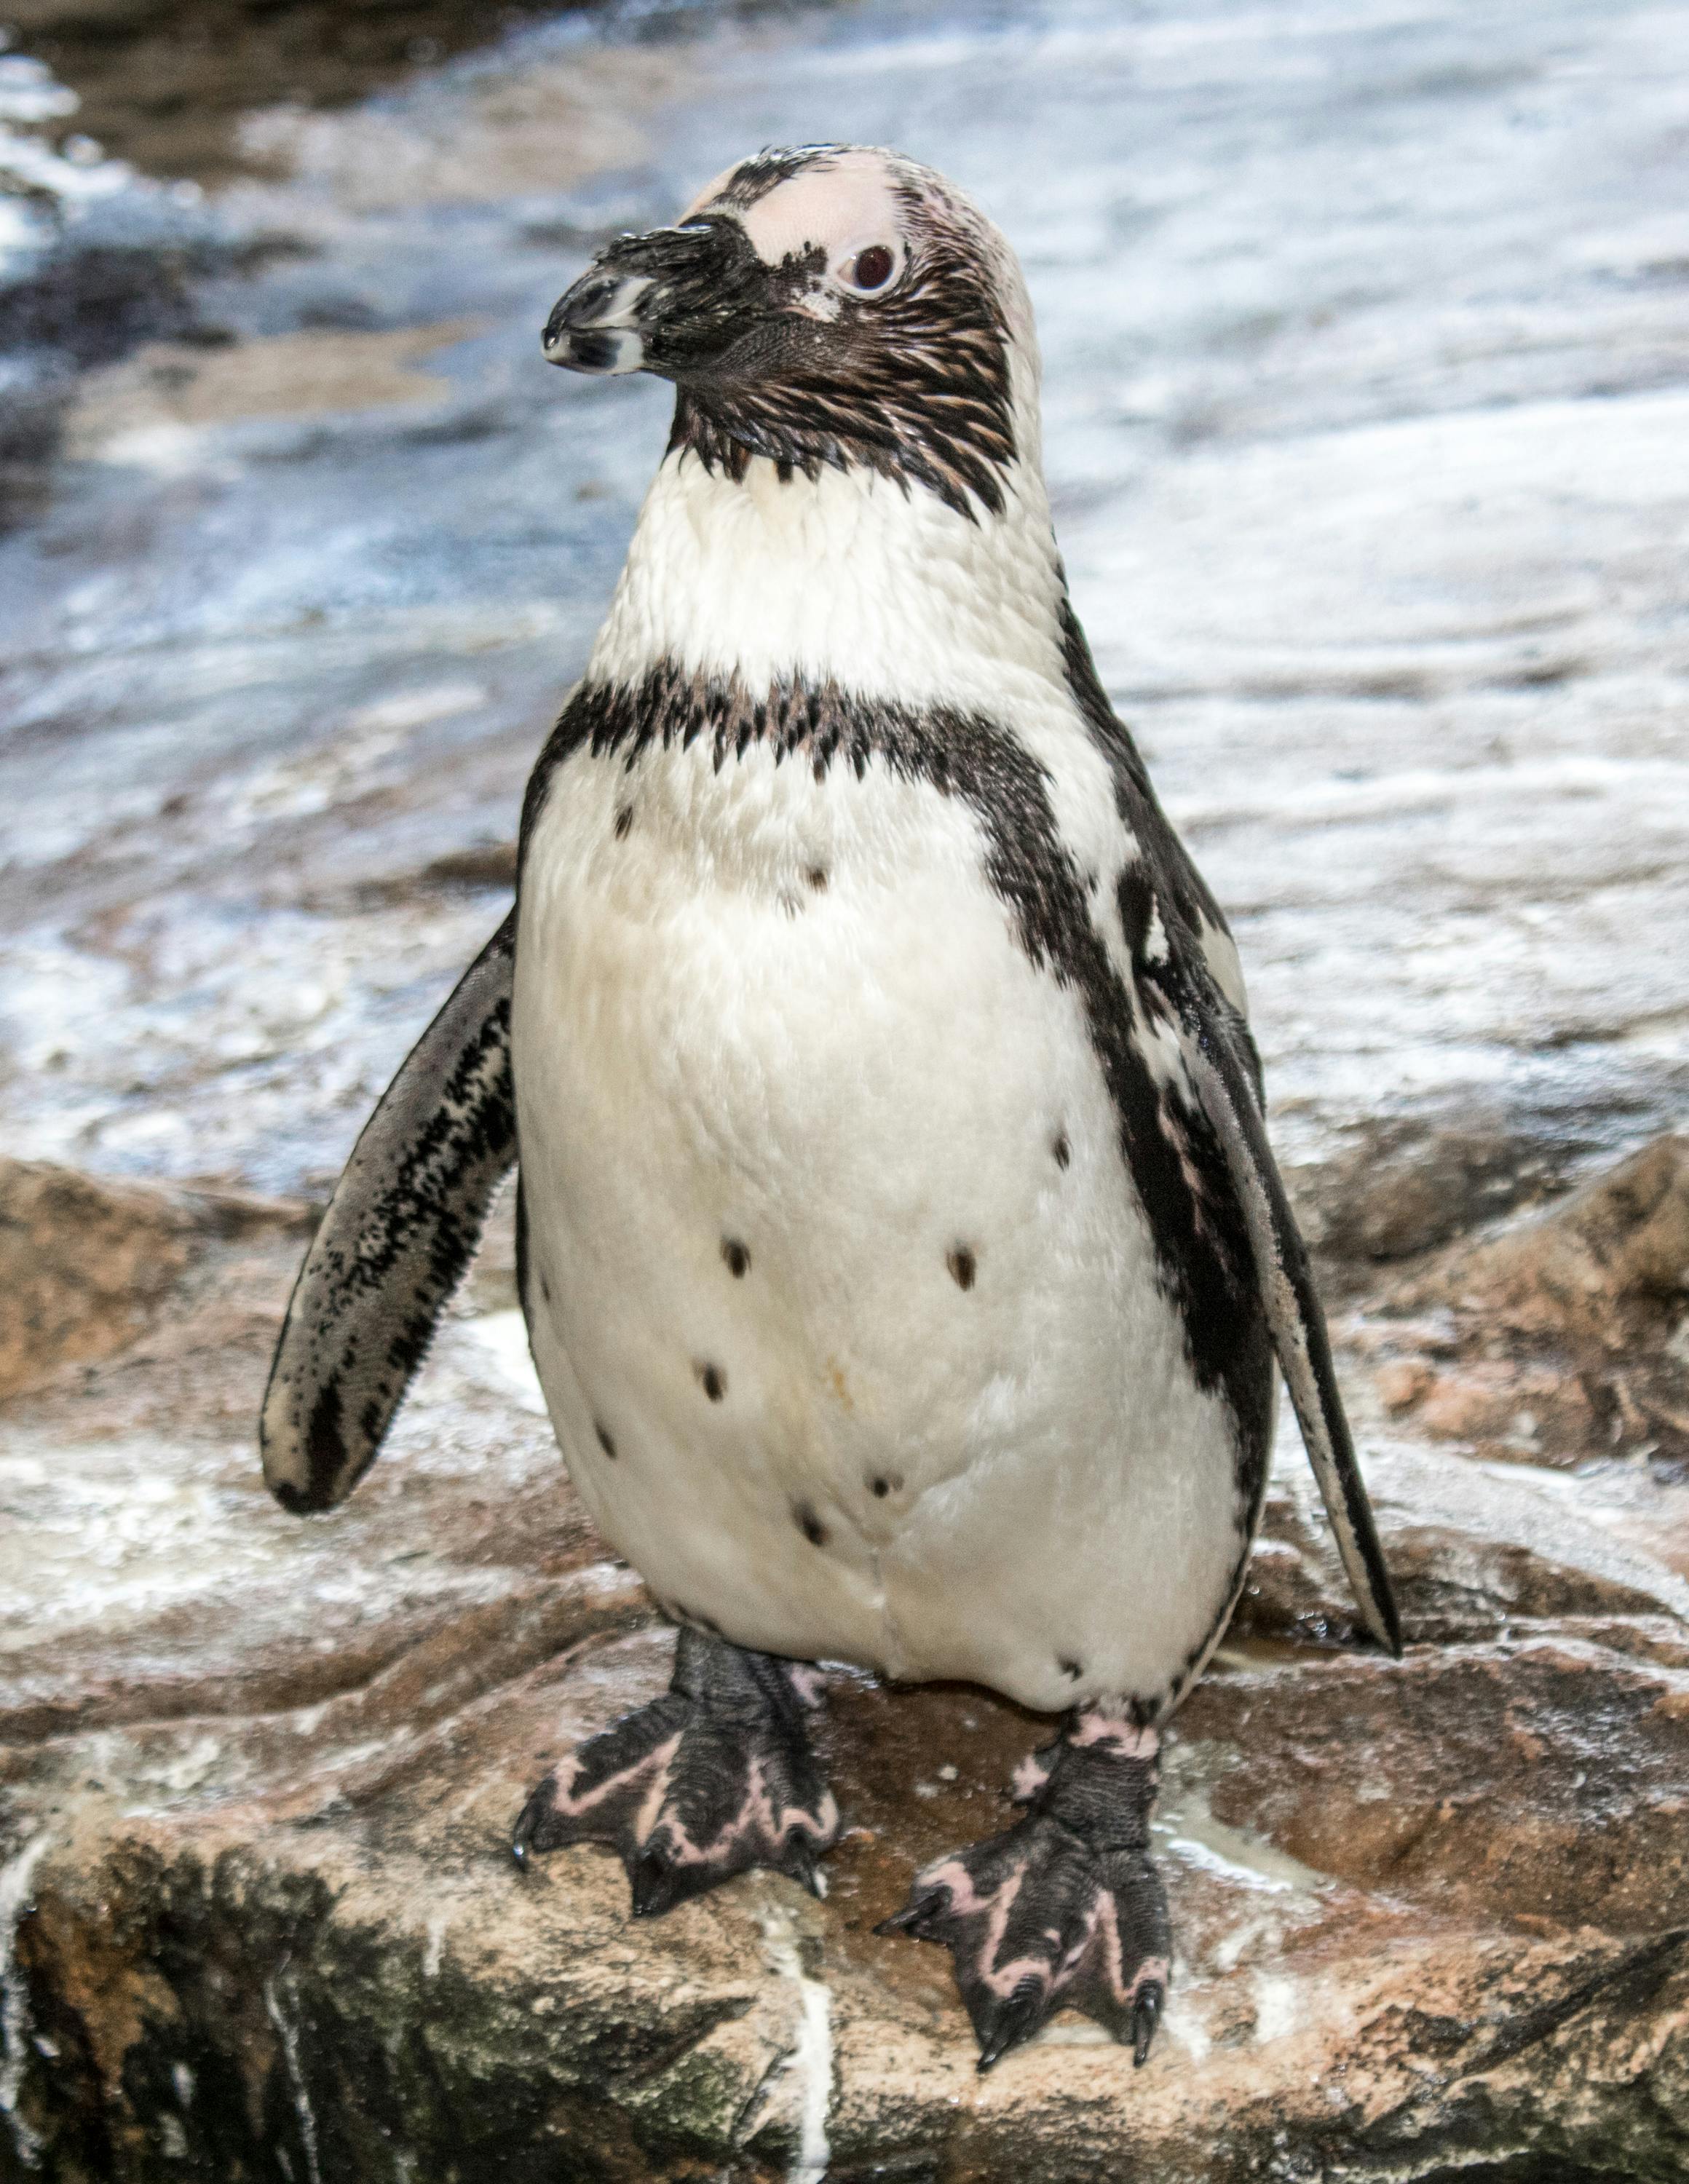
left=543, top=145, right=1034, bottom=518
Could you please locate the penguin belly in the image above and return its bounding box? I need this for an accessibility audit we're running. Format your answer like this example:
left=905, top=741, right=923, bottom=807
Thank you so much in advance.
left=513, top=727, right=1258, bottom=1716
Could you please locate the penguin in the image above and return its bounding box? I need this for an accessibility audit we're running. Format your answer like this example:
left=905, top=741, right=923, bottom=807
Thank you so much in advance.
left=261, top=144, right=1400, bottom=2074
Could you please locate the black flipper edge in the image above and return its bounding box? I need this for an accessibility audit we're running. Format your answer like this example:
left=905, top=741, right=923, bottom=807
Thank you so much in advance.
left=1176, top=965, right=1403, bottom=1656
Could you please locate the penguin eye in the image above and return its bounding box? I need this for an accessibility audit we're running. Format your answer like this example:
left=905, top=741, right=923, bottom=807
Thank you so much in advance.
left=841, top=244, right=896, bottom=294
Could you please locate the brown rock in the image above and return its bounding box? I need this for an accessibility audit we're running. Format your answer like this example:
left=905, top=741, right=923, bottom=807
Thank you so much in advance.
left=1195, top=1640, right=1689, bottom=1933
left=1401, top=1136, right=1689, bottom=1350
left=0, top=1159, right=191, bottom=1399
left=1287, top=1106, right=1594, bottom=1270
left=0, top=1158, right=314, bottom=1403
left=1359, top=1136, right=1689, bottom=1467
left=1374, top=1358, right=1433, bottom=1412
left=4, top=1215, right=1689, bottom=2180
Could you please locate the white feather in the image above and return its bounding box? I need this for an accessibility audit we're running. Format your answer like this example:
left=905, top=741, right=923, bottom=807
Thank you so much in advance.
left=515, top=697, right=1246, bottom=1714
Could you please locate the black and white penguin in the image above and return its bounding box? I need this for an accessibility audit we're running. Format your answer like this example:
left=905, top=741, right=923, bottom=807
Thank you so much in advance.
left=261, top=144, right=1400, bottom=2073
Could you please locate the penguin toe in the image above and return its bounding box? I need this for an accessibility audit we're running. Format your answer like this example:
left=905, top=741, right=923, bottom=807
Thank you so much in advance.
left=628, top=1843, right=711, bottom=1918
left=510, top=1773, right=561, bottom=1868
left=974, top=1974, right=1056, bottom=2073
left=1132, top=1978, right=1165, bottom=2067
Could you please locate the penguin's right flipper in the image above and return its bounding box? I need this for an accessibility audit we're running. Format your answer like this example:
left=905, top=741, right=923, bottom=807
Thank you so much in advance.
left=1172, top=959, right=1403, bottom=1658
left=261, top=911, right=516, bottom=1513
left=512, top=1629, right=841, bottom=1912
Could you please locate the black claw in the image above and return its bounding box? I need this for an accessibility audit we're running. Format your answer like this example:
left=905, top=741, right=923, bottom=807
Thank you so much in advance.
left=976, top=1977, right=1050, bottom=2073
left=1133, top=1981, right=1163, bottom=2067
left=510, top=1776, right=556, bottom=1868
left=628, top=1848, right=678, bottom=1918
left=875, top=1888, right=943, bottom=1939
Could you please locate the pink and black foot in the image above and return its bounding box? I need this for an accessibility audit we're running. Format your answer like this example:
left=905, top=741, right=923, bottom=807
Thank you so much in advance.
left=879, top=1711, right=1170, bottom=2071
left=511, top=1627, right=841, bottom=1914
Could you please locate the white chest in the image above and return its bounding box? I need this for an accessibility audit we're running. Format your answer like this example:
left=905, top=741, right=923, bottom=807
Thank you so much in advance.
left=511, top=705, right=1251, bottom=1714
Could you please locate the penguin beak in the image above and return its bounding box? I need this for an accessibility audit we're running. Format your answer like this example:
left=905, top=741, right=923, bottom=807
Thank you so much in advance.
left=543, top=218, right=754, bottom=381
left=542, top=264, right=654, bottom=376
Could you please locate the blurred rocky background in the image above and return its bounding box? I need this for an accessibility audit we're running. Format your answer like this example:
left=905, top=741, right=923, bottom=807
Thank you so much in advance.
left=1, top=1, right=1688, bottom=2177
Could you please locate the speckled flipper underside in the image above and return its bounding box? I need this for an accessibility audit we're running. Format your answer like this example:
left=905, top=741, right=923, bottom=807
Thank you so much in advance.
left=261, top=913, right=516, bottom=1513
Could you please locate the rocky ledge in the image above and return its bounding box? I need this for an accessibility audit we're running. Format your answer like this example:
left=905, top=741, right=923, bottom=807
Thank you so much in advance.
left=3, top=1139, right=1688, bottom=2183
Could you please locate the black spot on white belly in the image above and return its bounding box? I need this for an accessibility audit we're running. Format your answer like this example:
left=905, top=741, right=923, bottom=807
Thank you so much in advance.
left=806, top=866, right=828, bottom=891
left=516, top=662, right=1275, bottom=1511
left=614, top=804, right=633, bottom=839
left=1052, top=1131, right=1071, bottom=1170
left=721, top=1238, right=751, bottom=1278
left=697, top=1362, right=726, bottom=1403
left=595, top=1421, right=617, bottom=1459
left=793, top=1501, right=828, bottom=1547
left=1059, top=1655, right=1083, bottom=1681
left=946, top=1246, right=977, bottom=1291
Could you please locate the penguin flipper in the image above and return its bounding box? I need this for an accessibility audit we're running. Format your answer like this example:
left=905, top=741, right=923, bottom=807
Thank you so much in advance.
left=261, top=911, right=516, bottom=1513
left=1175, top=961, right=1404, bottom=1658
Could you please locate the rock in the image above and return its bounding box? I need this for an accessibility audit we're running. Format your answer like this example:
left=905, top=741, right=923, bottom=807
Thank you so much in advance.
left=1357, top=1136, right=1689, bottom=1468
left=1, top=0, right=582, bottom=188
left=1399, top=1136, right=1689, bottom=1350
left=1288, top=1109, right=1573, bottom=1269
left=416, top=841, right=518, bottom=893
left=63, top=323, right=484, bottom=462
left=0, top=1157, right=311, bottom=1401
left=1282, top=1090, right=1689, bottom=1277
left=1235, top=1423, right=1689, bottom=1658
left=5, top=1214, right=1689, bottom=2180
left=0, top=241, right=209, bottom=376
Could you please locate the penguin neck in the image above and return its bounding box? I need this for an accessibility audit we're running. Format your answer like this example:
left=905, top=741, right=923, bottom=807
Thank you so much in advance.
left=583, top=435, right=1073, bottom=718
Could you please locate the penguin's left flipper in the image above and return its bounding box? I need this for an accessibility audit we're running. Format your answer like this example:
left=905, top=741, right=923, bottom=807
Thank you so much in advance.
left=879, top=1716, right=1169, bottom=2072
left=1172, top=957, right=1404, bottom=1658
left=261, top=913, right=516, bottom=1514
left=511, top=1629, right=842, bottom=1915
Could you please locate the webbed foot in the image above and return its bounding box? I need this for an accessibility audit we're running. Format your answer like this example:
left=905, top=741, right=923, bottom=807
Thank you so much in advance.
left=879, top=1712, right=1169, bottom=2071
left=511, top=1628, right=840, bottom=1915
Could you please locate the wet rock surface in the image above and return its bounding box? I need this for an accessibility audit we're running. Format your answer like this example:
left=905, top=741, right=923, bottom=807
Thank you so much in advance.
left=3, top=0, right=1689, bottom=2177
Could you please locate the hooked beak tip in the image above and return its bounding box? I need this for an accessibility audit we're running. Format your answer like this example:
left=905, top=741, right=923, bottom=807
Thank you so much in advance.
left=542, top=324, right=646, bottom=375
left=544, top=268, right=654, bottom=376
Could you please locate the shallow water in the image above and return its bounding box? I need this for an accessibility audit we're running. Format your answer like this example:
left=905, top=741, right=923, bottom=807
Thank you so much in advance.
left=1, top=0, right=1686, bottom=1204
